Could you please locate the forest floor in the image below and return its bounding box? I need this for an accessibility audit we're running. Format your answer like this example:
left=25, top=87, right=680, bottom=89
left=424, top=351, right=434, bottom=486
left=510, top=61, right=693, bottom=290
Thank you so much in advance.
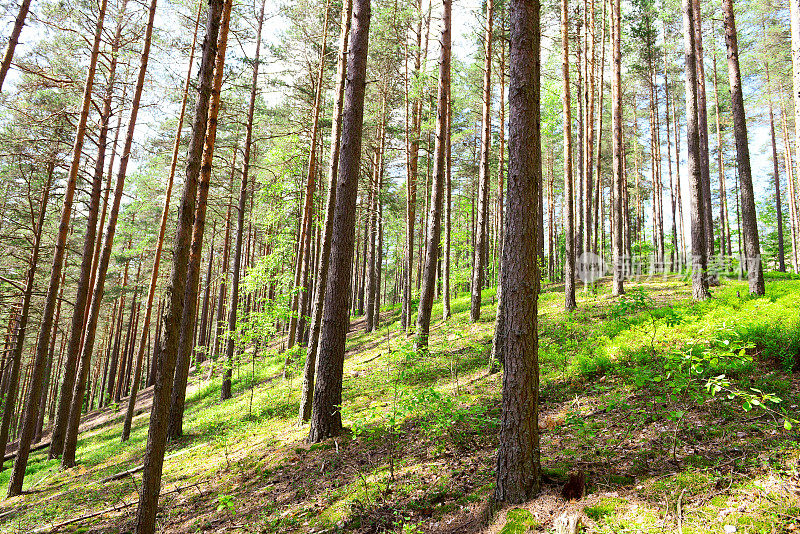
left=1, top=274, right=799, bottom=533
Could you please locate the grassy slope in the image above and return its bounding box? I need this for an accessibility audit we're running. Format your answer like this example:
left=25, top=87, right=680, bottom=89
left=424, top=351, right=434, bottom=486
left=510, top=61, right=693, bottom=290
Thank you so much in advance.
left=2, top=275, right=799, bottom=533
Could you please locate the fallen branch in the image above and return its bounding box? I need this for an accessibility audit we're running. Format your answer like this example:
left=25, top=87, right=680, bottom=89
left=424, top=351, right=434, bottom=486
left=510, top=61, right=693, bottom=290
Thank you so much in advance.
left=30, top=485, right=187, bottom=533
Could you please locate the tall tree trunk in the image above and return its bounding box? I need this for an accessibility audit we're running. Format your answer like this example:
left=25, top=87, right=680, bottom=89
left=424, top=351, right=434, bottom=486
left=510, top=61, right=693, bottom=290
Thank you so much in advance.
left=217, top=164, right=235, bottom=398
left=403, top=3, right=427, bottom=331
left=711, top=35, right=731, bottom=258
left=11, top=0, right=107, bottom=484
left=299, top=0, right=353, bottom=423
left=766, top=63, right=785, bottom=272
left=692, top=0, right=715, bottom=266
left=682, top=0, right=710, bottom=300
left=197, top=223, right=216, bottom=364
left=495, top=0, right=541, bottom=504
left=222, top=0, right=265, bottom=408
left=721, top=0, right=764, bottom=295
left=611, top=0, right=624, bottom=296
left=562, top=0, right=576, bottom=310
left=121, top=0, right=201, bottom=443
left=307, top=0, right=371, bottom=442
left=60, top=0, right=158, bottom=470
left=365, top=111, right=386, bottom=333
left=470, top=0, right=493, bottom=322
left=0, top=0, right=32, bottom=92
left=790, top=0, right=800, bottom=270
left=443, top=88, right=452, bottom=321
left=288, top=0, right=332, bottom=350
left=663, top=30, right=679, bottom=271
left=133, top=0, right=227, bottom=528
left=170, top=2, right=234, bottom=439
left=0, top=162, right=53, bottom=476
left=414, top=0, right=451, bottom=351
left=36, top=265, right=67, bottom=443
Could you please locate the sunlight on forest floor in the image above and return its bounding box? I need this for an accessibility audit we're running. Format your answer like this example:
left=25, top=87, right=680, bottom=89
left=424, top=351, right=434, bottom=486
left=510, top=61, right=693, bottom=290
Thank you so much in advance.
left=1, top=274, right=798, bottom=533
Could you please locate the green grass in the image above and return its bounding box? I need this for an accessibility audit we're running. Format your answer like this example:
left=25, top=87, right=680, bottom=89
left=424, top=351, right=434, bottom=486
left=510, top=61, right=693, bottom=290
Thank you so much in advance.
left=2, top=275, right=799, bottom=533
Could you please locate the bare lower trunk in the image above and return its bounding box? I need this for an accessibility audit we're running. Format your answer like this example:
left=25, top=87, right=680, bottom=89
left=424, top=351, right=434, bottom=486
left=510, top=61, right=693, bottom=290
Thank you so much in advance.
left=611, top=0, right=624, bottom=296
left=121, top=0, right=201, bottom=443
left=562, top=0, right=576, bottom=310
left=682, top=0, right=710, bottom=301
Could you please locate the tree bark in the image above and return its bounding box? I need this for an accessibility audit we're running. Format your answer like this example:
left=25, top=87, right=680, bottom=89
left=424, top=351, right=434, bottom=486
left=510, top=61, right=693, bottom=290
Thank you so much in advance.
left=682, top=0, right=710, bottom=300
left=611, top=0, right=624, bottom=296
left=222, top=0, right=265, bottom=408
left=307, top=0, right=371, bottom=442
left=299, top=0, right=352, bottom=423
left=402, top=2, right=425, bottom=331
left=121, top=0, right=202, bottom=443
left=288, top=0, right=332, bottom=350
left=133, top=0, right=227, bottom=528
left=691, top=0, right=715, bottom=266
left=414, top=0, right=451, bottom=351
left=495, top=0, right=541, bottom=504
left=470, top=0, right=493, bottom=323
left=0, top=161, right=53, bottom=477
left=562, top=0, right=576, bottom=310
left=766, top=63, right=785, bottom=272
left=721, top=0, right=764, bottom=295
left=0, top=0, right=32, bottom=92
left=60, top=0, right=158, bottom=470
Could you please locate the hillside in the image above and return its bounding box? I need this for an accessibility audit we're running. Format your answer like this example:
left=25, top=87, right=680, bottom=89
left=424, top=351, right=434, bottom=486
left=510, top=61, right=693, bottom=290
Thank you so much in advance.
left=2, top=276, right=798, bottom=533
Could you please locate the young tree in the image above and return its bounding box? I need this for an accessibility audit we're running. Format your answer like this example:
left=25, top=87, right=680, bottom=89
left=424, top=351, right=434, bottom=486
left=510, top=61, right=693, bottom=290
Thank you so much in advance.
left=721, top=0, right=764, bottom=295
left=307, top=0, right=371, bottom=442
left=495, top=0, right=541, bottom=504
left=415, top=0, right=451, bottom=350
